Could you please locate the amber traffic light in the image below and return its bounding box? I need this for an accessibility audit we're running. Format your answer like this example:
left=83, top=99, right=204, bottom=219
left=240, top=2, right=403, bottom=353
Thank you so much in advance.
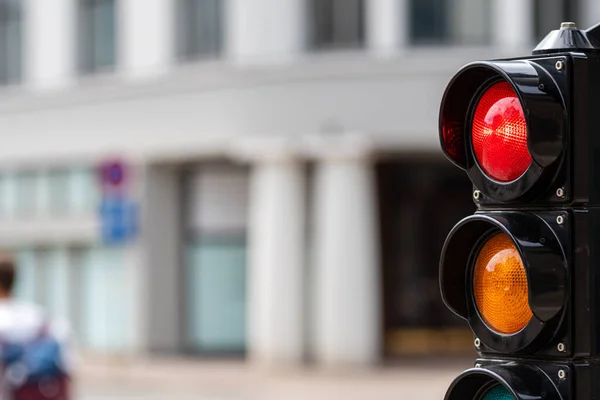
left=472, top=233, right=532, bottom=335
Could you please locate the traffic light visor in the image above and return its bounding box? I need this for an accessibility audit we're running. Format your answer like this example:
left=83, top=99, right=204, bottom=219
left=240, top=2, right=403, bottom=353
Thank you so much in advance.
left=473, top=233, right=533, bottom=335
left=472, top=81, right=532, bottom=182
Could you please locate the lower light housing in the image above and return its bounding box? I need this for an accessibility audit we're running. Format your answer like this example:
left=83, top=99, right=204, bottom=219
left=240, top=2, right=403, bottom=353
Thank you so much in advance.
left=439, top=212, right=567, bottom=353
left=443, top=363, right=563, bottom=400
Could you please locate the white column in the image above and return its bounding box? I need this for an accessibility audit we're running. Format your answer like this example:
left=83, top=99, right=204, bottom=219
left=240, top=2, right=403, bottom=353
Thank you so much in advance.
left=248, top=158, right=306, bottom=365
left=24, top=0, right=77, bottom=89
left=581, top=0, right=600, bottom=30
left=492, top=0, right=534, bottom=53
left=312, top=145, right=381, bottom=367
left=225, top=0, right=307, bottom=63
left=119, top=0, right=174, bottom=79
left=366, top=0, right=409, bottom=55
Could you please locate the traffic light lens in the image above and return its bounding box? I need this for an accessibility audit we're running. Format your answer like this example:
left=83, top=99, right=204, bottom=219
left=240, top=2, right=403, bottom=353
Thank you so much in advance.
left=481, top=385, right=515, bottom=400
left=472, top=81, right=531, bottom=182
left=441, top=117, right=465, bottom=165
left=473, top=233, right=533, bottom=334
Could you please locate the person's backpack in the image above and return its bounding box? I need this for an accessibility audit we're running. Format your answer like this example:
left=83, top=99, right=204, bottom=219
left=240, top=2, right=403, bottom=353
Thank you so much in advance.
left=0, top=321, right=66, bottom=386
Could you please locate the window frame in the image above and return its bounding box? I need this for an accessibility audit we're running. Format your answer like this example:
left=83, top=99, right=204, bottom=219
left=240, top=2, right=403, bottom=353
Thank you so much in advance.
left=309, top=0, right=366, bottom=50
left=175, top=0, right=223, bottom=61
left=0, top=0, right=22, bottom=85
left=77, top=0, right=117, bottom=75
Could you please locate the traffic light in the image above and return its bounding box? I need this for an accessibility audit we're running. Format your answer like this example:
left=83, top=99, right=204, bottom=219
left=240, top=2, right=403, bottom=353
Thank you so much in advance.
left=438, top=22, right=600, bottom=399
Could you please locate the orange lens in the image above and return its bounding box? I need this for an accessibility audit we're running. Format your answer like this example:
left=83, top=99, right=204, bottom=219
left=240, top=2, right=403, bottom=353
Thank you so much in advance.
left=473, top=233, right=532, bottom=334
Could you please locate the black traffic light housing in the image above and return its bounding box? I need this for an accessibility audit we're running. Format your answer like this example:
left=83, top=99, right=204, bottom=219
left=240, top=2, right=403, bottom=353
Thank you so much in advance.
left=438, top=21, right=600, bottom=400
left=440, top=211, right=569, bottom=355
left=440, top=55, right=571, bottom=204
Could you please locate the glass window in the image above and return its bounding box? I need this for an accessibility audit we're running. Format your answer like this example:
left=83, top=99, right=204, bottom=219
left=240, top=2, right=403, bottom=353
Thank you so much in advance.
left=378, top=161, right=475, bottom=356
left=37, top=248, right=70, bottom=321
left=176, top=0, right=222, bottom=60
left=310, top=0, right=364, bottom=49
left=0, top=0, right=22, bottom=85
left=2, top=172, right=16, bottom=219
left=0, top=173, right=10, bottom=218
left=69, top=167, right=100, bottom=215
left=46, top=170, right=71, bottom=216
left=14, top=171, right=39, bottom=217
left=534, top=0, right=578, bottom=42
left=13, top=248, right=38, bottom=303
left=186, top=238, right=247, bottom=352
left=183, top=165, right=249, bottom=353
left=80, top=246, right=130, bottom=351
left=410, top=0, right=491, bottom=45
left=78, top=0, right=117, bottom=74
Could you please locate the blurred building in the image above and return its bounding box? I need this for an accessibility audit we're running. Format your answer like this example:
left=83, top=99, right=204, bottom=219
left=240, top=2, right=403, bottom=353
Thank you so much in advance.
left=0, top=0, right=595, bottom=367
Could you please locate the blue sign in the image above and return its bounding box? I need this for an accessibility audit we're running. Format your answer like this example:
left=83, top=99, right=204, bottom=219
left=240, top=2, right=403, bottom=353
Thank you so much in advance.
left=99, top=195, right=138, bottom=245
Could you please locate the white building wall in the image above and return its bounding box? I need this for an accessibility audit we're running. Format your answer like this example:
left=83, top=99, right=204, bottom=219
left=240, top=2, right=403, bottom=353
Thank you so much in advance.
left=0, top=52, right=493, bottom=167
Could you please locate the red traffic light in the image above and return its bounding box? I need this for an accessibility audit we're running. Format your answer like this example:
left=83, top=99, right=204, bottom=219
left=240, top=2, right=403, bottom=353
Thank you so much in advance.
left=472, top=81, right=531, bottom=183
left=438, top=59, right=567, bottom=202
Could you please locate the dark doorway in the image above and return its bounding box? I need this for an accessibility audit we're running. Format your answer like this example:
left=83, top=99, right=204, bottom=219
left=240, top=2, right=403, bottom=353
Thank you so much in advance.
left=377, top=158, right=476, bottom=357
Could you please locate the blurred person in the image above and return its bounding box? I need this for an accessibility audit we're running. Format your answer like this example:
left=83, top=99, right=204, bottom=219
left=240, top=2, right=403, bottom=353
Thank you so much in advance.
left=0, top=253, right=74, bottom=400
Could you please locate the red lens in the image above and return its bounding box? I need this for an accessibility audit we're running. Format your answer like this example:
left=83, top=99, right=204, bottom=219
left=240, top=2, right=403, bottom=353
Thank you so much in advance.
left=472, top=81, right=531, bottom=182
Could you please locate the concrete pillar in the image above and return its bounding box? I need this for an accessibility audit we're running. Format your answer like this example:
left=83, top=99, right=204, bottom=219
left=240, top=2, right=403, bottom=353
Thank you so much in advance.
left=119, top=0, right=174, bottom=79
left=492, top=0, right=534, bottom=53
left=312, top=139, right=381, bottom=367
left=247, top=156, right=306, bottom=365
left=24, top=0, right=77, bottom=89
left=366, top=0, right=409, bottom=55
left=225, top=0, right=307, bottom=63
left=141, top=165, right=183, bottom=353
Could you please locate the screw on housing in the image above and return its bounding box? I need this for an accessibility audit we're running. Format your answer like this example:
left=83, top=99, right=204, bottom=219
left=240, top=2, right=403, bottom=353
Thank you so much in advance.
left=558, top=369, right=566, bottom=380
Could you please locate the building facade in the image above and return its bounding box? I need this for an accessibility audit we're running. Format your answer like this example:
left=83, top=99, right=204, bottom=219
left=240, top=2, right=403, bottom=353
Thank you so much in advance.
left=0, top=0, right=596, bottom=367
